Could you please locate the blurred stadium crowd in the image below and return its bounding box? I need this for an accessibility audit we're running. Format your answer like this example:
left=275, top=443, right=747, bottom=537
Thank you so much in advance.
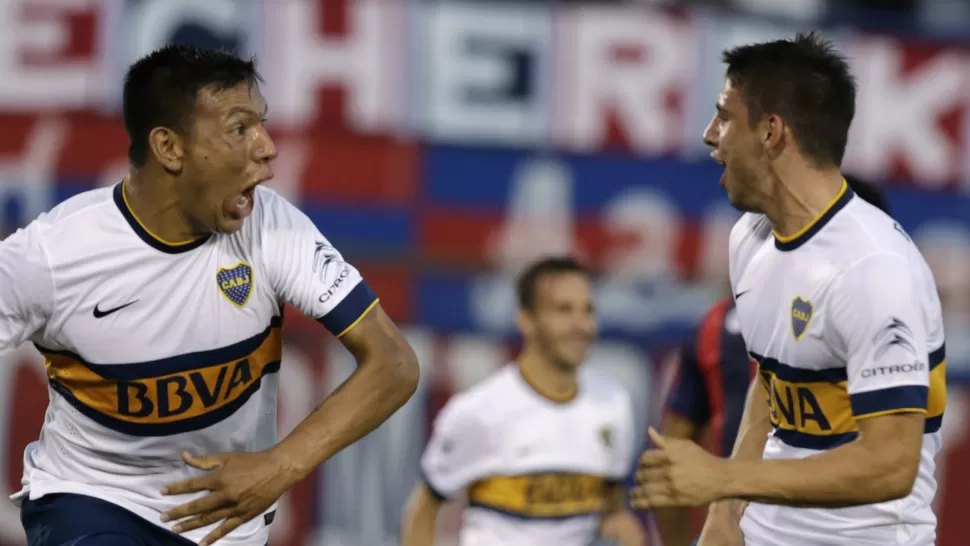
left=0, top=0, right=969, bottom=545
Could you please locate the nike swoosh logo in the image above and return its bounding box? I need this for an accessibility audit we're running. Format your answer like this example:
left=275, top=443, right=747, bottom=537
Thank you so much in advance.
left=93, top=300, right=138, bottom=319
left=734, top=290, right=749, bottom=299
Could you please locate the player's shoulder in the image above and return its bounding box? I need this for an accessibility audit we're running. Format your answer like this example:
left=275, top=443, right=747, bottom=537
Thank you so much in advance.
left=435, top=366, right=520, bottom=429
left=835, top=196, right=911, bottom=254
left=730, top=212, right=773, bottom=249
left=13, top=186, right=117, bottom=251
left=826, top=196, right=927, bottom=273
left=37, top=186, right=115, bottom=230
left=729, top=213, right=771, bottom=288
left=243, top=185, right=329, bottom=243
left=702, top=297, right=735, bottom=324
left=251, top=186, right=306, bottom=228
left=578, top=367, right=632, bottom=406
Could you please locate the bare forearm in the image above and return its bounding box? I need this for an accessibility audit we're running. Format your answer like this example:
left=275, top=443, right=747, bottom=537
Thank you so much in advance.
left=707, top=380, right=770, bottom=522
left=654, top=508, right=694, bottom=546
left=402, top=487, right=441, bottom=546
left=722, top=440, right=913, bottom=508
left=272, top=356, right=418, bottom=478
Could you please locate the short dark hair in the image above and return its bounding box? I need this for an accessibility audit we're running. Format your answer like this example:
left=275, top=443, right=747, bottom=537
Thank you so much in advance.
left=122, top=45, right=262, bottom=166
left=722, top=31, right=856, bottom=168
left=516, top=256, right=591, bottom=311
left=845, top=174, right=891, bottom=214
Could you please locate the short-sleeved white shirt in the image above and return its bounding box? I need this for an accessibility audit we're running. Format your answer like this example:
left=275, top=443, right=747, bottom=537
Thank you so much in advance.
left=420, top=365, right=637, bottom=546
left=729, top=182, right=945, bottom=546
left=0, top=182, right=378, bottom=545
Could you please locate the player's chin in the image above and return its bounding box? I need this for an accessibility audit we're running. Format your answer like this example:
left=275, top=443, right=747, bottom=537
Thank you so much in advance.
left=213, top=214, right=247, bottom=234
left=557, top=346, right=590, bottom=368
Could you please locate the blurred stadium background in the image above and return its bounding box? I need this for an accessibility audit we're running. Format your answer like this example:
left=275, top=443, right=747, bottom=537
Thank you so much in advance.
left=0, top=0, right=969, bottom=544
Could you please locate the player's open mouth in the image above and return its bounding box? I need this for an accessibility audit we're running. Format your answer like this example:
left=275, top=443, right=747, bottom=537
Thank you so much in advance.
left=231, top=187, right=256, bottom=220
left=713, top=155, right=727, bottom=188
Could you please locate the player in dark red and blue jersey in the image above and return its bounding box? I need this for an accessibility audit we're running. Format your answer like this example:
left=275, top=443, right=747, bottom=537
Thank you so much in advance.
left=652, top=175, right=891, bottom=546
left=654, top=298, right=753, bottom=546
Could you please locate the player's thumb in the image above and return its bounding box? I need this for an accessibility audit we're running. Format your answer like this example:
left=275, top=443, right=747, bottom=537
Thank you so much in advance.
left=182, top=451, right=223, bottom=470
left=647, top=426, right=666, bottom=448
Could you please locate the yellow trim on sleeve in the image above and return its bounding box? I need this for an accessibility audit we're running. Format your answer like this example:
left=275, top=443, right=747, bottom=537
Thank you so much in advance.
left=853, top=407, right=927, bottom=421
left=336, top=298, right=380, bottom=338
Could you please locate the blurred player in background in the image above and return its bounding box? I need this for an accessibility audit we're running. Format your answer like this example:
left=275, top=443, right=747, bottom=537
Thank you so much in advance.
left=653, top=175, right=892, bottom=546
left=401, top=257, right=645, bottom=546
left=0, top=45, right=419, bottom=546
left=633, top=32, right=946, bottom=546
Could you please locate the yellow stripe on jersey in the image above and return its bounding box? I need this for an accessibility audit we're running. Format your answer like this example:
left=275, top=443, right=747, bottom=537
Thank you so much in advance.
left=926, top=359, right=947, bottom=427
left=467, top=472, right=607, bottom=519
left=758, top=368, right=857, bottom=442
left=754, top=346, right=945, bottom=450
left=773, top=179, right=847, bottom=244
left=38, top=318, right=283, bottom=436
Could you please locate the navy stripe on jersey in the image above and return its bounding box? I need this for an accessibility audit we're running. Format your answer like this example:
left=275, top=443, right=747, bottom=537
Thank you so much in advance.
left=36, top=316, right=283, bottom=436
left=850, top=385, right=928, bottom=417
left=754, top=343, right=945, bottom=450
left=773, top=429, right=858, bottom=450
left=929, top=344, right=946, bottom=369
left=113, top=182, right=210, bottom=254
left=774, top=182, right=854, bottom=252
left=317, top=280, right=378, bottom=337
left=752, top=353, right=848, bottom=383
left=48, top=362, right=281, bottom=437
left=421, top=470, right=449, bottom=502
left=36, top=316, right=283, bottom=381
left=467, top=502, right=599, bottom=521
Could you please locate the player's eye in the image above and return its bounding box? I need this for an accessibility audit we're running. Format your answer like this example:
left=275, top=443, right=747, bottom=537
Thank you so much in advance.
left=232, top=124, right=246, bottom=136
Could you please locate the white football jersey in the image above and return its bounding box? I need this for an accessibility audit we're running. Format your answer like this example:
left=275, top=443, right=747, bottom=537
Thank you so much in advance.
left=0, top=182, right=379, bottom=545
left=729, top=182, right=945, bottom=546
left=420, top=365, right=636, bottom=546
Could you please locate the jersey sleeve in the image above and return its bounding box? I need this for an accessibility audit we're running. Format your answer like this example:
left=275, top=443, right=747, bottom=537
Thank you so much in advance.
left=0, top=223, right=54, bottom=355
left=420, top=397, right=492, bottom=500
left=258, top=190, right=378, bottom=338
left=665, top=332, right=711, bottom=426
left=828, top=253, right=929, bottom=420
left=608, top=388, right=638, bottom=482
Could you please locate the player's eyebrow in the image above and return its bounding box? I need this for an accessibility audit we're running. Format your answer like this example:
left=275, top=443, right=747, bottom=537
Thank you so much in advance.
left=226, top=105, right=267, bottom=119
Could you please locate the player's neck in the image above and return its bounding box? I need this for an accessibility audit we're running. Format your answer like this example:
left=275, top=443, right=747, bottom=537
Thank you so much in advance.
left=762, top=166, right=845, bottom=239
left=124, top=171, right=203, bottom=244
left=516, top=349, right=579, bottom=404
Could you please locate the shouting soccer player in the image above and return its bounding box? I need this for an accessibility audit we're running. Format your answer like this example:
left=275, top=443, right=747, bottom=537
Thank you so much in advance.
left=632, top=33, right=946, bottom=546
left=654, top=175, right=893, bottom=546
left=401, top=257, right=645, bottom=546
left=0, top=46, right=419, bottom=546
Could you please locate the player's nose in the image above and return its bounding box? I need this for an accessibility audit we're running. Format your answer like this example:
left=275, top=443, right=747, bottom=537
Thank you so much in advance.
left=702, top=116, right=718, bottom=148
left=253, top=128, right=278, bottom=163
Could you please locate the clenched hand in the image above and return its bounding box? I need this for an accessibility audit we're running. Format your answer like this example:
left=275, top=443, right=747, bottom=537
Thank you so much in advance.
left=630, top=428, right=730, bottom=510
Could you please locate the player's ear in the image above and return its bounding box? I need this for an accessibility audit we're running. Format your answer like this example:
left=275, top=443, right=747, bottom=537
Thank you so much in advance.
left=762, top=114, right=785, bottom=157
left=148, top=126, right=185, bottom=174
left=516, top=309, right=535, bottom=338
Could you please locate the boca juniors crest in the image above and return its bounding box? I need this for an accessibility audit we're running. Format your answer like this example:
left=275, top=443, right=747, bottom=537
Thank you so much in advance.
left=217, top=262, right=254, bottom=307
left=790, top=296, right=813, bottom=341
